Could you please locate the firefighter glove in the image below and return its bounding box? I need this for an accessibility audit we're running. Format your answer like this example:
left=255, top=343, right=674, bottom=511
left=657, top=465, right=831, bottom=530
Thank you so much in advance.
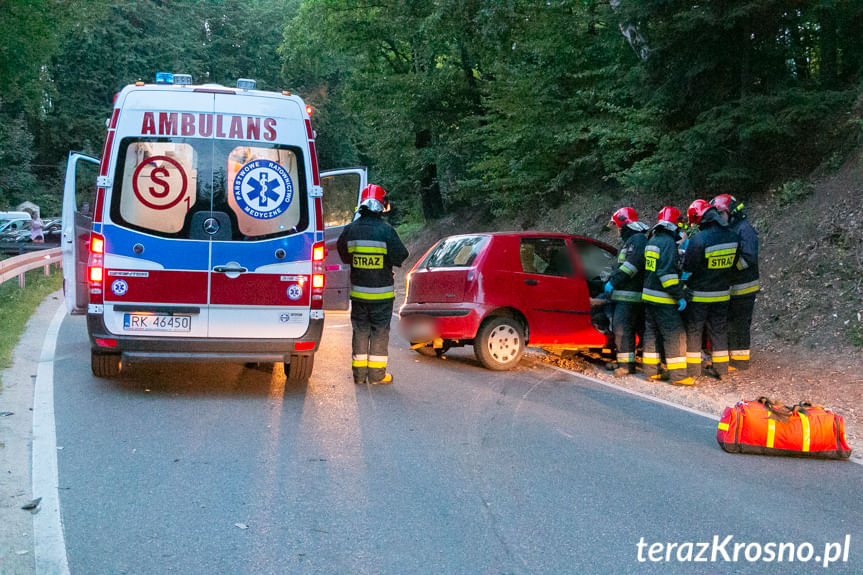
left=681, top=271, right=691, bottom=282
left=677, top=299, right=687, bottom=312
left=603, top=281, right=614, bottom=294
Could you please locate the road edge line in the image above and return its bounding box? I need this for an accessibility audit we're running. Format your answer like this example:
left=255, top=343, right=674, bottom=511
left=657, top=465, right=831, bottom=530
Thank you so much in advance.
left=533, top=360, right=863, bottom=467
left=31, top=302, right=70, bottom=575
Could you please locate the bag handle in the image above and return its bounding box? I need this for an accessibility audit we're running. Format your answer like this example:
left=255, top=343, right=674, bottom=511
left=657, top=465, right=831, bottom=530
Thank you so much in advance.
left=791, top=401, right=824, bottom=415
left=757, top=397, right=793, bottom=421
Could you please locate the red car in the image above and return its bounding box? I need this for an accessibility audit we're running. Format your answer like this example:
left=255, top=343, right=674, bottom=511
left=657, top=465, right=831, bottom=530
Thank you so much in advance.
left=399, top=232, right=618, bottom=370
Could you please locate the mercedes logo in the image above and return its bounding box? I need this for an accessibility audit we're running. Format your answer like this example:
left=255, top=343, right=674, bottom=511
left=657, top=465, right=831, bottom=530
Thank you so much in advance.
left=203, top=217, right=220, bottom=235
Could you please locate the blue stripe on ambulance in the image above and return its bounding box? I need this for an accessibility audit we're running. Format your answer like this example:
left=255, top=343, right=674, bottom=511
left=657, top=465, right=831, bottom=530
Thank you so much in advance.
left=211, top=233, right=315, bottom=269
left=102, top=224, right=210, bottom=270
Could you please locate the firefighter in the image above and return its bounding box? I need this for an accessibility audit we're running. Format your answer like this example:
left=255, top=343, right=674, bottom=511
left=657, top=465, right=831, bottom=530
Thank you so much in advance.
left=642, top=206, right=691, bottom=384
left=603, top=207, right=649, bottom=377
left=682, top=199, right=739, bottom=379
left=337, top=184, right=409, bottom=385
left=711, top=194, right=758, bottom=370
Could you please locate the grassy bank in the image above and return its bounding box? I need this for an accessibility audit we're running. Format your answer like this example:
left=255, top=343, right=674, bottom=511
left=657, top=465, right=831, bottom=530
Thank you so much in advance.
left=0, top=269, right=63, bottom=389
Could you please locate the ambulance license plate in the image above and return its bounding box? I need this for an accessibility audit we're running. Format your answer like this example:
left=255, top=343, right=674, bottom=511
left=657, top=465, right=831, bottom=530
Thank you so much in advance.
left=123, top=314, right=192, bottom=332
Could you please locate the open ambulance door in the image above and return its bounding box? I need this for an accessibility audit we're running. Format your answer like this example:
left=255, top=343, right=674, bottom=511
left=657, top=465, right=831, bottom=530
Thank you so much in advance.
left=61, top=152, right=100, bottom=315
left=320, top=167, right=367, bottom=310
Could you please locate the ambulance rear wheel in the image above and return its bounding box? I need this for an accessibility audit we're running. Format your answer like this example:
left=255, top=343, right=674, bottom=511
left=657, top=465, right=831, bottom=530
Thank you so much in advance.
left=285, top=353, right=314, bottom=385
left=91, top=351, right=122, bottom=378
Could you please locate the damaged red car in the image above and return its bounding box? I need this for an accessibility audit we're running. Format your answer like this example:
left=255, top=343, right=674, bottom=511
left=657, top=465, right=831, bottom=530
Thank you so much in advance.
left=399, top=232, right=617, bottom=370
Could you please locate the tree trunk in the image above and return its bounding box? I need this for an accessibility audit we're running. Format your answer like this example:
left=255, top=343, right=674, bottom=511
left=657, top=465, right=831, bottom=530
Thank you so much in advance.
left=415, top=129, right=443, bottom=221
left=819, top=6, right=837, bottom=88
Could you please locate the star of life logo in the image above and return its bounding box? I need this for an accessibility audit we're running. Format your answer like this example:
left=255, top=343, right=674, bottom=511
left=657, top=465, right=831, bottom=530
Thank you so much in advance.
left=233, top=159, right=294, bottom=220
left=111, top=279, right=129, bottom=296
left=286, top=284, right=303, bottom=301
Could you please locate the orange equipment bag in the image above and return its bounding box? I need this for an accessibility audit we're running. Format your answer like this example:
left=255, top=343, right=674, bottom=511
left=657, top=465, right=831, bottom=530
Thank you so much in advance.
left=716, top=397, right=851, bottom=459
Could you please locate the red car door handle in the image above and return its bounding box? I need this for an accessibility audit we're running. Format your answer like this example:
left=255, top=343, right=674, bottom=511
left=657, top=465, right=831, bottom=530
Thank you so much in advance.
left=524, top=279, right=538, bottom=286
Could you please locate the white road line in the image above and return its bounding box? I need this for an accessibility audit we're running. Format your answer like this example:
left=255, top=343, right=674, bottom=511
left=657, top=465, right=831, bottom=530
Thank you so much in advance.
left=536, top=360, right=863, bottom=467
left=31, top=302, right=70, bottom=575
left=538, top=361, right=719, bottom=419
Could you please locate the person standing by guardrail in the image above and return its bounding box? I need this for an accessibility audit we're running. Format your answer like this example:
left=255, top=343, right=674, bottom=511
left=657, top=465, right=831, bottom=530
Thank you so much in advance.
left=29, top=212, right=44, bottom=243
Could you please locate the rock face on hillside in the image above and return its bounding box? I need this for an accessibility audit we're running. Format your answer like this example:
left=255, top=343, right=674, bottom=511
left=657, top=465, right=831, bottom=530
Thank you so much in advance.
left=396, top=149, right=863, bottom=453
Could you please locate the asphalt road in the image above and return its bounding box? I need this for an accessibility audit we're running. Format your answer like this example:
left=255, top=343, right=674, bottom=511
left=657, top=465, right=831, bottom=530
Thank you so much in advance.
left=50, top=311, right=863, bottom=574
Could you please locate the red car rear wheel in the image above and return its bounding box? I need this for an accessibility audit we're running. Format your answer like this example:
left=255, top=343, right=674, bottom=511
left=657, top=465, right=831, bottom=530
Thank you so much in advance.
left=474, top=316, right=525, bottom=370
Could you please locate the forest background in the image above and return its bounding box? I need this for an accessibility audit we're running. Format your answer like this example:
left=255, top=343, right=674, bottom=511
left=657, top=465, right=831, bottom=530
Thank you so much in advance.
left=1, top=0, right=862, bottom=354
left=3, top=0, right=862, bottom=220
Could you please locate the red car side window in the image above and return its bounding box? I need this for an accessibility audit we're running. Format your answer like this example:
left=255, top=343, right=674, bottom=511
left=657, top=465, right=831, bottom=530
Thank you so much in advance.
left=518, top=237, right=572, bottom=276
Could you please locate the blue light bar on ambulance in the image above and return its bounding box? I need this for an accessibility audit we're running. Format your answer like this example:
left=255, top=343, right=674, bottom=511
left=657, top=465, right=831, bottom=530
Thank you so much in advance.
left=173, top=74, right=193, bottom=85
left=237, top=78, right=256, bottom=90
left=155, top=72, right=173, bottom=84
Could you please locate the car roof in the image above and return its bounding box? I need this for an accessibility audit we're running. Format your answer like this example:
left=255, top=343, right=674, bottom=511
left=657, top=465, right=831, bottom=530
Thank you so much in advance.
left=444, top=230, right=611, bottom=246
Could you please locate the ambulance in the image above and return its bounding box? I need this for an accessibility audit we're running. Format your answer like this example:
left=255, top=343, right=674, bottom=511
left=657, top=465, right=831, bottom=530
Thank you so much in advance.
left=62, top=73, right=366, bottom=381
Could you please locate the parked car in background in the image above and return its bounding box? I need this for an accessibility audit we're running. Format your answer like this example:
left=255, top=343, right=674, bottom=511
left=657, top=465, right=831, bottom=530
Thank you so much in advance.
left=399, top=232, right=617, bottom=370
left=0, top=211, right=31, bottom=236
left=0, top=219, right=31, bottom=241
left=0, top=218, right=61, bottom=244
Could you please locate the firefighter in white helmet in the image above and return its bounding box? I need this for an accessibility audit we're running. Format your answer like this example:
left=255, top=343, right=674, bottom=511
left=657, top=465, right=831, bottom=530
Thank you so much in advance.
left=337, top=185, right=408, bottom=385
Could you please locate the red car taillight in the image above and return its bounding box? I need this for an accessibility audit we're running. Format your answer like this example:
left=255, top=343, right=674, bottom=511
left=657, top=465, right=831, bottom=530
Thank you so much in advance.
left=311, top=240, right=325, bottom=309
left=88, top=232, right=105, bottom=305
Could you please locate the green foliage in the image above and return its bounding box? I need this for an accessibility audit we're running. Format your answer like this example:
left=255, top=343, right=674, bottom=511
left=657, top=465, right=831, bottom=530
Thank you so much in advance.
left=4, top=0, right=863, bottom=222
left=0, top=270, right=62, bottom=375
left=0, top=101, right=39, bottom=209
left=776, top=179, right=815, bottom=206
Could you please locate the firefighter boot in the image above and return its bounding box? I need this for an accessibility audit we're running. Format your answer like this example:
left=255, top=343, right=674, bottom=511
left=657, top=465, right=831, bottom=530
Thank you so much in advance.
left=614, top=363, right=636, bottom=378
left=371, top=373, right=394, bottom=385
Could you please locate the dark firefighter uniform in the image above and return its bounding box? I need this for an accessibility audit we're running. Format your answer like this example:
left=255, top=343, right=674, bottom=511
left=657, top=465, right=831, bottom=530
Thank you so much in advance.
left=728, top=215, right=759, bottom=370
left=608, top=226, right=648, bottom=373
left=681, top=210, right=739, bottom=377
left=642, top=228, right=688, bottom=382
left=337, top=210, right=408, bottom=384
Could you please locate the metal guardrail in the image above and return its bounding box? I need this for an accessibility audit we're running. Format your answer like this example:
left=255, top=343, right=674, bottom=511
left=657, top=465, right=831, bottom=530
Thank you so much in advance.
left=0, top=247, right=62, bottom=288
left=0, top=240, right=61, bottom=256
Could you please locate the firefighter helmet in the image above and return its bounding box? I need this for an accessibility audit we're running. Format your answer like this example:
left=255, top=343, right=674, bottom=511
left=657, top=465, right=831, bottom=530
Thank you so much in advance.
left=359, top=184, right=390, bottom=213
left=687, top=199, right=712, bottom=226
left=655, top=206, right=682, bottom=232
left=609, top=207, right=638, bottom=229
left=710, top=193, right=741, bottom=215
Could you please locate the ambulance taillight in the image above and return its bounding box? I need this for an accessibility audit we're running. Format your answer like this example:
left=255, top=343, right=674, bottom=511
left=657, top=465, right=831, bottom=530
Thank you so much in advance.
left=311, top=241, right=325, bottom=308
left=88, top=232, right=105, bottom=296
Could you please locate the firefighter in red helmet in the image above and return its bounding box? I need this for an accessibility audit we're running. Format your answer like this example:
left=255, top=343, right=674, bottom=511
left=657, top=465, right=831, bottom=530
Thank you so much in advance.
left=711, top=193, right=758, bottom=370
left=642, top=206, right=690, bottom=384
left=681, top=198, right=739, bottom=379
left=337, top=184, right=408, bottom=385
left=604, top=207, right=649, bottom=376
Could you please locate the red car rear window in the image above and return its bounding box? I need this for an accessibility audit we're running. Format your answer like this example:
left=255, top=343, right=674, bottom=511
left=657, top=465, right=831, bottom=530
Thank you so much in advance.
left=422, top=235, right=488, bottom=268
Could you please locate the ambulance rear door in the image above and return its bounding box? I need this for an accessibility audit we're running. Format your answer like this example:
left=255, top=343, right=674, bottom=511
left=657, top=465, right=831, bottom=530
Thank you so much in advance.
left=100, top=88, right=213, bottom=338
left=207, top=93, right=314, bottom=339
left=320, top=167, right=367, bottom=310
left=61, top=152, right=100, bottom=314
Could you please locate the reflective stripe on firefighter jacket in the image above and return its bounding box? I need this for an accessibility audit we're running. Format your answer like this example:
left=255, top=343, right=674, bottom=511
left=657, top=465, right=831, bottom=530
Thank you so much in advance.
left=609, top=229, right=647, bottom=303
left=337, top=212, right=409, bottom=301
left=642, top=230, right=686, bottom=306
left=681, top=216, right=739, bottom=303
left=729, top=217, right=759, bottom=297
